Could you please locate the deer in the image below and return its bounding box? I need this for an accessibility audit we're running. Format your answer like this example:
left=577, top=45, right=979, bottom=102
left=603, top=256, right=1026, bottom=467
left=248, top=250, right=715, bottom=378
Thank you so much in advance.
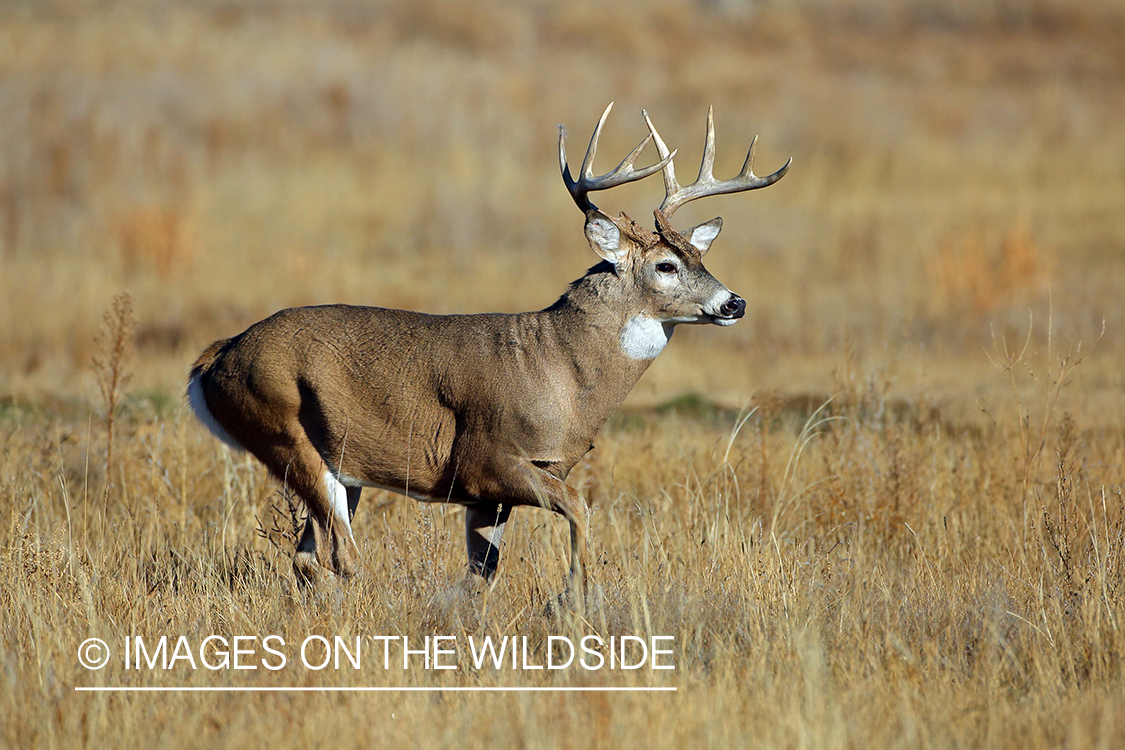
left=187, top=103, right=789, bottom=600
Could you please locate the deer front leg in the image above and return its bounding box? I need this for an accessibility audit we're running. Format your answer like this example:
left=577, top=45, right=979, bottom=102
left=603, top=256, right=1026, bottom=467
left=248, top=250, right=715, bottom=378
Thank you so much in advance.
left=465, top=503, right=512, bottom=581
left=479, top=461, right=589, bottom=603
left=555, top=482, right=590, bottom=605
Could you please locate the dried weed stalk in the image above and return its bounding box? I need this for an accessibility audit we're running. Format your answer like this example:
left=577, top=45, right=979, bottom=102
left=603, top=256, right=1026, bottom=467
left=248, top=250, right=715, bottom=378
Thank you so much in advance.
left=255, top=485, right=304, bottom=557
left=90, top=291, right=136, bottom=490
left=985, top=308, right=1103, bottom=544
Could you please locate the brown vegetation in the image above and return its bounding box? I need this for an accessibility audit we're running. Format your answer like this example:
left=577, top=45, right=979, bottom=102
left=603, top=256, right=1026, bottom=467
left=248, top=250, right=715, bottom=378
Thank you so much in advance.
left=2, top=0, right=1124, bottom=747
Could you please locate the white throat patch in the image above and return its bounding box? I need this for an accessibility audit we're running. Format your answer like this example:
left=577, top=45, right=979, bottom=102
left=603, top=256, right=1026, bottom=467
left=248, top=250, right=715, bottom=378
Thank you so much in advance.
left=620, top=314, right=672, bottom=360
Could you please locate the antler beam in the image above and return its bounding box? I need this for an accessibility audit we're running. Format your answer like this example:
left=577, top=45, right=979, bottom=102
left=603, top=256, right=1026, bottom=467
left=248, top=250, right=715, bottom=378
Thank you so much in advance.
left=559, top=102, right=675, bottom=213
left=643, top=106, right=791, bottom=218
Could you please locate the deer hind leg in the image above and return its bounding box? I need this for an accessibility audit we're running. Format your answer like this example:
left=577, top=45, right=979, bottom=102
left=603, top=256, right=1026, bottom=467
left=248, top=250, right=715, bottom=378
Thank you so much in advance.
left=258, top=440, right=359, bottom=585
left=465, top=503, right=512, bottom=581
left=294, top=482, right=361, bottom=586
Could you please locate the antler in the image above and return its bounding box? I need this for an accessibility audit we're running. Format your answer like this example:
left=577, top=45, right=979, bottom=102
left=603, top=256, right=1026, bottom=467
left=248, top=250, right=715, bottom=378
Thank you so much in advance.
left=559, top=102, right=676, bottom=213
left=642, top=106, right=791, bottom=218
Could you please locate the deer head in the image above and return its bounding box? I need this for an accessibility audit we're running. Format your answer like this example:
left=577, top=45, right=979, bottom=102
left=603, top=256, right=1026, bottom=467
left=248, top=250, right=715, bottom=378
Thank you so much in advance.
left=558, top=103, right=791, bottom=356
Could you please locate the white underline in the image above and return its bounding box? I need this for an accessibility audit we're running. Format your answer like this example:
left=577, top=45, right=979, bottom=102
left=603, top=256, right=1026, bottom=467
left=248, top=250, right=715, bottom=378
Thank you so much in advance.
left=75, top=686, right=676, bottom=693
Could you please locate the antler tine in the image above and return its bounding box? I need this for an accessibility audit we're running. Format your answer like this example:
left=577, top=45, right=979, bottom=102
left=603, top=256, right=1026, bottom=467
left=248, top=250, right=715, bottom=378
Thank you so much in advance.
left=646, top=106, right=792, bottom=218
left=741, top=134, right=758, bottom=179
left=699, top=105, right=717, bottom=182
left=559, top=102, right=675, bottom=213
left=738, top=135, right=793, bottom=186
left=578, top=101, right=614, bottom=181
left=641, top=108, right=679, bottom=200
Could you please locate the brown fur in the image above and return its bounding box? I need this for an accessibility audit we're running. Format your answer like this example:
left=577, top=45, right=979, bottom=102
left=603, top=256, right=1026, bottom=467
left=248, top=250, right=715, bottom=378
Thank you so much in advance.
left=189, top=207, right=749, bottom=596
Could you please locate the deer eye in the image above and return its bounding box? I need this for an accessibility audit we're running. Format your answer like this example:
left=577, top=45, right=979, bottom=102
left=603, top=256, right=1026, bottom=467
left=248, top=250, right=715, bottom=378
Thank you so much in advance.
left=656, top=262, right=677, bottom=274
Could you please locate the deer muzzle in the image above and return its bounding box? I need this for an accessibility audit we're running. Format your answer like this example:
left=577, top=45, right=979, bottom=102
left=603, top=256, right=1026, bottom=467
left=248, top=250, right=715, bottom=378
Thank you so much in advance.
left=719, top=296, right=746, bottom=319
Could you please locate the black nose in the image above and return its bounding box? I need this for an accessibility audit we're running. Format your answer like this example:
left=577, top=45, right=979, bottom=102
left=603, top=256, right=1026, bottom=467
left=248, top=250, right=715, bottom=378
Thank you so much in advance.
left=719, top=296, right=746, bottom=319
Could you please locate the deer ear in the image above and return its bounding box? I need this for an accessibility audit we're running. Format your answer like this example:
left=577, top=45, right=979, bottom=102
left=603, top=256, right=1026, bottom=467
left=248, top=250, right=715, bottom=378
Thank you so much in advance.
left=686, top=217, right=723, bottom=256
left=584, top=210, right=627, bottom=264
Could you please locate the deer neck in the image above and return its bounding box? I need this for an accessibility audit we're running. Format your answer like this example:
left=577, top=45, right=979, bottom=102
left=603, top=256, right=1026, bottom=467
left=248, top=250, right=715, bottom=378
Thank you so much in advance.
left=542, top=263, right=670, bottom=411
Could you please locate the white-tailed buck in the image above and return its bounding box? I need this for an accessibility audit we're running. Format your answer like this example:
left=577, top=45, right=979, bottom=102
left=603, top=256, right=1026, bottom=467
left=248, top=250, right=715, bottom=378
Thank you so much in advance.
left=188, top=103, right=789, bottom=595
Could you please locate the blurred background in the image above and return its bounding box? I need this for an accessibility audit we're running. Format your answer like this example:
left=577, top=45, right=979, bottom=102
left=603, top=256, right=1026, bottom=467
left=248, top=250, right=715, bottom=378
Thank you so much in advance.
left=1, top=0, right=1122, bottom=424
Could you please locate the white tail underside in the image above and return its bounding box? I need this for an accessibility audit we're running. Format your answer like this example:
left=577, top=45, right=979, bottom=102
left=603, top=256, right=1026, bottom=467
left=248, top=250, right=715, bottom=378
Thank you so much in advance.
left=187, top=374, right=245, bottom=451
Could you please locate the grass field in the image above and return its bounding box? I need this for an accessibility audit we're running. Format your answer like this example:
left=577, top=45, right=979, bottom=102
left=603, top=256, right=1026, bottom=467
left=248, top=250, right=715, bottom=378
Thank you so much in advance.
left=3, top=0, right=1125, bottom=747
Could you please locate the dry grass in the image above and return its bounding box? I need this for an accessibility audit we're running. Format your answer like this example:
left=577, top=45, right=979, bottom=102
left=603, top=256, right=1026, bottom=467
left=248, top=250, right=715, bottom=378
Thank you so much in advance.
left=2, top=0, right=1125, bottom=747
left=4, top=336, right=1124, bottom=748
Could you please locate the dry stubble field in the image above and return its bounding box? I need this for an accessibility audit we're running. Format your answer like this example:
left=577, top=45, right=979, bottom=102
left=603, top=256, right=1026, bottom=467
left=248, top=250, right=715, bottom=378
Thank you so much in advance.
left=3, top=0, right=1125, bottom=747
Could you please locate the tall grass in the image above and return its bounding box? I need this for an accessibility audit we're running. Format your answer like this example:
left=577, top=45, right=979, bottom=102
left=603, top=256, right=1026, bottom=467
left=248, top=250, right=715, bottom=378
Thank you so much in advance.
left=3, top=318, right=1123, bottom=746
left=0, top=0, right=1121, bottom=403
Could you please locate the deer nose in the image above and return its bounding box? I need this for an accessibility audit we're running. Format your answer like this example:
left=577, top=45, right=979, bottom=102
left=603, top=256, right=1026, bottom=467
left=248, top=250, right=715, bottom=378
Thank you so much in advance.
left=719, top=296, right=746, bottom=319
